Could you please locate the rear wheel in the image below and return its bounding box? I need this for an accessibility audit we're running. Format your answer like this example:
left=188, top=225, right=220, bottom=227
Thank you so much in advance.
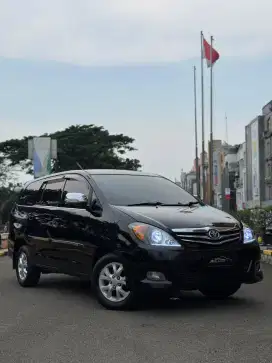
left=199, top=283, right=241, bottom=300
left=92, top=254, right=138, bottom=310
left=16, top=246, right=41, bottom=287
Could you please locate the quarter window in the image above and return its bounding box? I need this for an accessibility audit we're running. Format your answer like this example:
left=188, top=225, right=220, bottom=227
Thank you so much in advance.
left=63, top=179, right=89, bottom=196
left=63, top=178, right=90, bottom=208
left=18, top=180, right=43, bottom=205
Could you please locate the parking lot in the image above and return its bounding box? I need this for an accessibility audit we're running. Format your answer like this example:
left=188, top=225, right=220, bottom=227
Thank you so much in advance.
left=0, top=257, right=271, bottom=363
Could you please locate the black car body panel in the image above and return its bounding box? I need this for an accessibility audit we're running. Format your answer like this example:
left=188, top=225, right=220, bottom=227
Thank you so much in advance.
left=113, top=204, right=241, bottom=230
left=8, top=169, right=263, bottom=295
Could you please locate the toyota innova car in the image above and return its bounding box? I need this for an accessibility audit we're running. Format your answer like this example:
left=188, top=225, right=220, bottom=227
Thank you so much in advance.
left=8, top=169, right=263, bottom=310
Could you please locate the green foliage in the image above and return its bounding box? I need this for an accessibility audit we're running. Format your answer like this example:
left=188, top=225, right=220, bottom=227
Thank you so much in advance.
left=0, top=157, right=13, bottom=186
left=235, top=207, right=272, bottom=234
left=0, top=184, right=19, bottom=224
left=0, top=124, right=141, bottom=173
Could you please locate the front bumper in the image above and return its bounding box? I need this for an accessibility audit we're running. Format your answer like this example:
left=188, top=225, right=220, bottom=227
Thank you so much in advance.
left=125, top=241, right=263, bottom=291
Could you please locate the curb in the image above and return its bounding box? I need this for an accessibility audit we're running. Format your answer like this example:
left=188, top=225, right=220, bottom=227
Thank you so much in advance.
left=261, top=249, right=272, bottom=265
left=0, top=249, right=8, bottom=257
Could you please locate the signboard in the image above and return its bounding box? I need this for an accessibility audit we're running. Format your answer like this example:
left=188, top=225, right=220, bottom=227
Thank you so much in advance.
left=28, top=137, right=54, bottom=178
left=34, top=137, right=51, bottom=178
left=28, top=137, right=57, bottom=178
left=225, top=187, right=230, bottom=200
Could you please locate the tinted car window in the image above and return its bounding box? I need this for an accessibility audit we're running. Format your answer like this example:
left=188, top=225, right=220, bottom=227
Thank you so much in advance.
left=91, top=174, right=197, bottom=206
left=63, top=179, right=89, bottom=197
left=18, top=180, right=43, bottom=206
left=41, top=180, right=65, bottom=206
left=63, top=179, right=90, bottom=208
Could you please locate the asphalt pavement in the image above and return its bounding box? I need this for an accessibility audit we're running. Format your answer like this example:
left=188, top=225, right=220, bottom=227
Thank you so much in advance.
left=0, top=257, right=271, bottom=363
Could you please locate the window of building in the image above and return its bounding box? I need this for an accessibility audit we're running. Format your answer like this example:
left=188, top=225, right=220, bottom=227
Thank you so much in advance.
left=18, top=180, right=43, bottom=206
left=41, top=179, right=65, bottom=206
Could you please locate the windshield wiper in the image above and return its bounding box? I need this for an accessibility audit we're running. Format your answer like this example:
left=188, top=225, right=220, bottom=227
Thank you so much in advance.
left=127, top=202, right=168, bottom=206
left=126, top=202, right=193, bottom=207
left=177, top=201, right=200, bottom=207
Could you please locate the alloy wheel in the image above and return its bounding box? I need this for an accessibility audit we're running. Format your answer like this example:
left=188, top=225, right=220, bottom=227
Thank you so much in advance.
left=98, top=262, right=130, bottom=303
left=18, top=252, right=28, bottom=281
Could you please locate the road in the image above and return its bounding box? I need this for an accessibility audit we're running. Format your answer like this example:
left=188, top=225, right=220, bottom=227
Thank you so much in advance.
left=0, top=257, right=271, bottom=363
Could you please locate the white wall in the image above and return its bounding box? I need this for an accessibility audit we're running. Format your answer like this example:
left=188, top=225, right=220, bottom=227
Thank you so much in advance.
left=236, top=143, right=246, bottom=210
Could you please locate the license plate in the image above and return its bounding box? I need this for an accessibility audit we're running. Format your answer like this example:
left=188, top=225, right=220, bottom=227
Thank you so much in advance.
left=208, top=256, right=233, bottom=266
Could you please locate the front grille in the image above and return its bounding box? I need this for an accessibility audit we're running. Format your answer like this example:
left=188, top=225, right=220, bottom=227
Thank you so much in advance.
left=172, top=225, right=242, bottom=246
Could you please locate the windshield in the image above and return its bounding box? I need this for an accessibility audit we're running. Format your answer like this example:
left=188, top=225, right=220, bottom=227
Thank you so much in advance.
left=90, top=174, right=198, bottom=206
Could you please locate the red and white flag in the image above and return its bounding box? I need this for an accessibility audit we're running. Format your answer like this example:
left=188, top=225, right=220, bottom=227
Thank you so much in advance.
left=202, top=37, right=220, bottom=67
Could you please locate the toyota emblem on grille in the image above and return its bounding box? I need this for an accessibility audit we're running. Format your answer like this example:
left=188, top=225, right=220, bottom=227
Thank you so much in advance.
left=208, top=229, right=220, bottom=240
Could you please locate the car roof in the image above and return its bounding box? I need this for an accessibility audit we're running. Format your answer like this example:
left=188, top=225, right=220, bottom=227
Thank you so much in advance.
left=86, top=169, right=159, bottom=177
left=24, top=169, right=160, bottom=187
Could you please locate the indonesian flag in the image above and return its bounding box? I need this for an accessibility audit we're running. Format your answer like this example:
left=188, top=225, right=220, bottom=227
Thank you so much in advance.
left=202, top=37, right=220, bottom=68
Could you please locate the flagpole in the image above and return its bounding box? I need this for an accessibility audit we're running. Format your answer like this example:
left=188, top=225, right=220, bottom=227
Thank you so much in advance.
left=200, top=31, right=205, bottom=202
left=193, top=66, right=200, bottom=196
left=209, top=35, right=214, bottom=206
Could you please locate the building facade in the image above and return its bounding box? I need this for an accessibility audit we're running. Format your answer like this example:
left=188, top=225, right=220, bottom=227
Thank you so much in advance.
left=245, top=115, right=264, bottom=208
left=221, top=144, right=240, bottom=212
left=199, top=151, right=208, bottom=201
left=262, top=101, right=272, bottom=206
left=235, top=142, right=246, bottom=210
left=208, top=140, right=223, bottom=207
left=179, top=169, right=197, bottom=195
left=180, top=99, right=272, bottom=211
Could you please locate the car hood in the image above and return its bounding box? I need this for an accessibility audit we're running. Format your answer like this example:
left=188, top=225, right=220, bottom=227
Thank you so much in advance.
left=114, top=204, right=240, bottom=230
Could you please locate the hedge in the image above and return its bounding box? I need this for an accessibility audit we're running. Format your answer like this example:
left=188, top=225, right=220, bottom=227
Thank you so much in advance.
left=233, top=206, right=272, bottom=235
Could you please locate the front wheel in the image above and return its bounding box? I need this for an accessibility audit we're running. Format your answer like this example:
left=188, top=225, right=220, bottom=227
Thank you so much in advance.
left=199, top=283, right=241, bottom=300
left=16, top=246, right=41, bottom=287
left=92, top=254, right=138, bottom=310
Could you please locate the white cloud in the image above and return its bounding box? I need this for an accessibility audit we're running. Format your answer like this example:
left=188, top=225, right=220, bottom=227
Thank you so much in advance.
left=0, top=0, right=271, bottom=66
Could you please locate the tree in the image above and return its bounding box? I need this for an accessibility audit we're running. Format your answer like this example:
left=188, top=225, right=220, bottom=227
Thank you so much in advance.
left=0, top=190, right=17, bottom=224
left=0, top=157, right=12, bottom=186
left=0, top=124, right=141, bottom=173
left=0, top=183, right=19, bottom=224
left=236, top=206, right=272, bottom=236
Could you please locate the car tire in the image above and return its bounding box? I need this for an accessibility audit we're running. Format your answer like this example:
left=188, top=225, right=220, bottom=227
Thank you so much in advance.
left=199, top=283, right=241, bottom=300
left=92, top=254, right=138, bottom=310
left=16, top=246, right=41, bottom=287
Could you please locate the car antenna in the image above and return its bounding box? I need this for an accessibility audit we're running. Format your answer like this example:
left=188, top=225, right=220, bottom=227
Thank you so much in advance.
left=76, top=162, right=84, bottom=170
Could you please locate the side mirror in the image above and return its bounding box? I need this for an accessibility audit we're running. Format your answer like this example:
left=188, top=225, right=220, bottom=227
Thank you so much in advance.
left=89, top=199, right=103, bottom=217
left=64, top=192, right=87, bottom=207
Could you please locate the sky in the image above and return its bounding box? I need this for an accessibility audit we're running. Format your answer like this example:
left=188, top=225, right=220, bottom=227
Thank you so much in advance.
left=0, top=0, right=272, bottom=181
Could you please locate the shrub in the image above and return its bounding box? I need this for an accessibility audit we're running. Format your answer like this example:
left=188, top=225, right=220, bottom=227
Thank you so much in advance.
left=234, top=207, right=272, bottom=235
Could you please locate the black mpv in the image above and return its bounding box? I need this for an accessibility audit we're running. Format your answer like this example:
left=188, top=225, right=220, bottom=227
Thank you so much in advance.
left=8, top=169, right=263, bottom=310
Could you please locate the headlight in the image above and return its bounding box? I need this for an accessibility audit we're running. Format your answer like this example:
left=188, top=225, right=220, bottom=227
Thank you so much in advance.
left=129, top=223, right=181, bottom=247
left=243, top=226, right=255, bottom=244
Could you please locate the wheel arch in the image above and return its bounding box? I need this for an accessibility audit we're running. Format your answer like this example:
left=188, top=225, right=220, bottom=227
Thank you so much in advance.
left=92, top=248, right=133, bottom=271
